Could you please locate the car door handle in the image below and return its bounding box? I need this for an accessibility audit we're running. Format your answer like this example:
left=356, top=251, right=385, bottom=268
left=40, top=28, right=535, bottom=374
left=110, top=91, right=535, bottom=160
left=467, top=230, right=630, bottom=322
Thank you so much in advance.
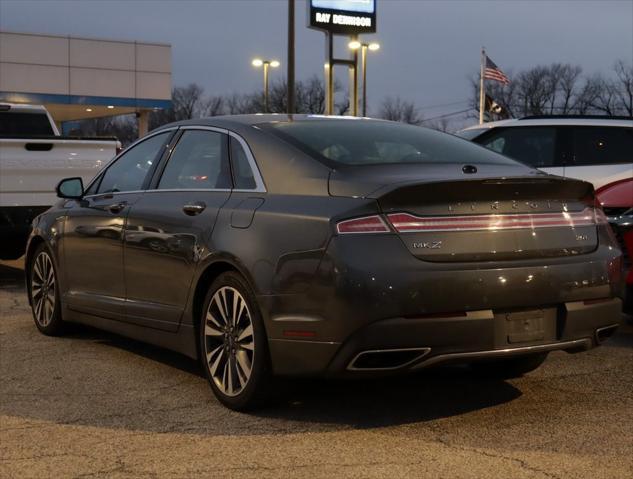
left=182, top=202, right=206, bottom=216
left=107, top=202, right=127, bottom=214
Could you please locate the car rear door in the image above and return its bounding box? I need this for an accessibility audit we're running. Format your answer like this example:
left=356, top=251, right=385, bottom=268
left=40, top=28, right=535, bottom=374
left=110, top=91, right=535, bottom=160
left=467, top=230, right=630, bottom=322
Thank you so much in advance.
left=61, top=130, right=173, bottom=320
left=122, top=127, right=233, bottom=331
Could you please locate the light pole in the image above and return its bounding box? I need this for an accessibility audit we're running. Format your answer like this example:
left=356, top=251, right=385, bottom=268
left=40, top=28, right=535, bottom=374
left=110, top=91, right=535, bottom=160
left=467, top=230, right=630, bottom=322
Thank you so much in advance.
left=252, top=58, right=280, bottom=113
left=348, top=41, right=380, bottom=117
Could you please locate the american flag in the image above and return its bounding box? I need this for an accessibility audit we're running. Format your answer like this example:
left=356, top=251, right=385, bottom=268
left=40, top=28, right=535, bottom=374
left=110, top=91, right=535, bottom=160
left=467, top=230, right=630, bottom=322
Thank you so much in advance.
left=484, top=56, right=510, bottom=85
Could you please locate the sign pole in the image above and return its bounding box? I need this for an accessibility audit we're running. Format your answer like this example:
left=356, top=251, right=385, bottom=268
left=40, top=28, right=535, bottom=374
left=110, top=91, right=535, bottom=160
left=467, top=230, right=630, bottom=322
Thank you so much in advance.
left=349, top=35, right=359, bottom=116
left=325, top=31, right=334, bottom=115
left=287, top=0, right=295, bottom=114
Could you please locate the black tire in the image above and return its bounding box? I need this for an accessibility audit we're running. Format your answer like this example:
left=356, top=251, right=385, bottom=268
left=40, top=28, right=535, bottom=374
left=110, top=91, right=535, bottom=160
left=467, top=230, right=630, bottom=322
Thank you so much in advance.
left=472, top=352, right=549, bottom=379
left=28, top=244, right=65, bottom=336
left=198, top=271, right=272, bottom=410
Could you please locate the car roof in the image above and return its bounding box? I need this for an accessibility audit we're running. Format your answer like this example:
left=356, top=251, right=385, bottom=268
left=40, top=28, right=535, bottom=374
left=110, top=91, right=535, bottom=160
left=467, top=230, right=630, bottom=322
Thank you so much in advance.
left=159, top=114, right=390, bottom=132
left=461, top=116, right=633, bottom=131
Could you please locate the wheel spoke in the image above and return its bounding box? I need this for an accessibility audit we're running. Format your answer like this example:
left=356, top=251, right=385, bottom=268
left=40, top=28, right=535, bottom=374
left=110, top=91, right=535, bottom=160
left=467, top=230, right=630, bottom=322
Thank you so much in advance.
left=31, top=284, right=43, bottom=298
left=46, top=262, right=54, bottom=283
left=207, top=345, right=225, bottom=376
left=42, top=299, right=50, bottom=324
left=33, top=259, right=44, bottom=283
left=237, top=324, right=253, bottom=343
left=232, top=290, right=240, bottom=327
left=204, top=323, right=223, bottom=337
left=212, top=293, right=229, bottom=325
left=34, top=295, right=43, bottom=320
left=236, top=350, right=252, bottom=377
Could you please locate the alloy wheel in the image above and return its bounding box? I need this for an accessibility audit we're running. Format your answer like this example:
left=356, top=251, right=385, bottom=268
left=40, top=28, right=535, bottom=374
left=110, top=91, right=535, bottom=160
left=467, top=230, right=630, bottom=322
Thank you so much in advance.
left=31, top=252, right=56, bottom=328
left=203, top=286, right=255, bottom=397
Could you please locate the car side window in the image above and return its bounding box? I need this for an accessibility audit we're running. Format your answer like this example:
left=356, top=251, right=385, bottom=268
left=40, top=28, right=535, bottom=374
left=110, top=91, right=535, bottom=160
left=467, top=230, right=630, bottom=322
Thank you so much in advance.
left=230, top=136, right=256, bottom=189
left=97, top=132, right=170, bottom=194
left=571, top=127, right=633, bottom=166
left=158, top=130, right=232, bottom=190
left=482, top=127, right=558, bottom=168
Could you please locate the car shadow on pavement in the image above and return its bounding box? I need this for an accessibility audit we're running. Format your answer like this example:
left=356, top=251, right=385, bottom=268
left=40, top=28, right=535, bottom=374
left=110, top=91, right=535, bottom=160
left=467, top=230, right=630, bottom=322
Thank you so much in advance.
left=64, top=324, right=204, bottom=377
left=258, top=370, right=522, bottom=428
left=66, top=326, right=523, bottom=427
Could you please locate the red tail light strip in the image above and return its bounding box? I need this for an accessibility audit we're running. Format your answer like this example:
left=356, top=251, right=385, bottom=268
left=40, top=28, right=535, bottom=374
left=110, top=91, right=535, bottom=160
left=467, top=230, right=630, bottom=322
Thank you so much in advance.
left=387, top=208, right=600, bottom=233
left=336, top=215, right=390, bottom=234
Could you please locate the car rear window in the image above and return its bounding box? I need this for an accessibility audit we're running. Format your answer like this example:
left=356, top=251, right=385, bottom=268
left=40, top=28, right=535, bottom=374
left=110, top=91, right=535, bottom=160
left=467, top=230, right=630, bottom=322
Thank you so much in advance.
left=264, top=120, right=520, bottom=167
left=0, top=111, right=55, bottom=136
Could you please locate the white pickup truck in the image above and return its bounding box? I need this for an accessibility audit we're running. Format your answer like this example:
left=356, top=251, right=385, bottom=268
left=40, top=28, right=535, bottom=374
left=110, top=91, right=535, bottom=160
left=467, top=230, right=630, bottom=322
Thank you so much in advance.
left=0, top=103, right=120, bottom=259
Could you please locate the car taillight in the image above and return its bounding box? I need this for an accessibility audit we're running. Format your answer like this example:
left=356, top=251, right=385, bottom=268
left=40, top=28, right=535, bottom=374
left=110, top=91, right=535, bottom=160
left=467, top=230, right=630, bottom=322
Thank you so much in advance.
left=386, top=208, right=601, bottom=233
left=594, top=206, right=610, bottom=225
left=336, top=215, right=390, bottom=234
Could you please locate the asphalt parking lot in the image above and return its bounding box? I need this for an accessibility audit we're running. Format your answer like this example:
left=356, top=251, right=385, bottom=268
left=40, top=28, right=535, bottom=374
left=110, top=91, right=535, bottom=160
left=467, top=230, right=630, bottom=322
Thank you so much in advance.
left=1, top=259, right=632, bottom=479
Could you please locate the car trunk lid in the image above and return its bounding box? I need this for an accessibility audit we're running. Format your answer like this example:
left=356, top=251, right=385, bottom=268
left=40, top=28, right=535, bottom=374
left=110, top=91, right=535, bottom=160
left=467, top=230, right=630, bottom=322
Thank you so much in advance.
left=330, top=164, right=600, bottom=262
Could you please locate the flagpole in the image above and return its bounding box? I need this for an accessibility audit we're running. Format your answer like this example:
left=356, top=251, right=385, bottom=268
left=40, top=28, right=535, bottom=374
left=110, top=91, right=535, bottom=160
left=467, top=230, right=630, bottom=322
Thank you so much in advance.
left=479, top=47, right=485, bottom=125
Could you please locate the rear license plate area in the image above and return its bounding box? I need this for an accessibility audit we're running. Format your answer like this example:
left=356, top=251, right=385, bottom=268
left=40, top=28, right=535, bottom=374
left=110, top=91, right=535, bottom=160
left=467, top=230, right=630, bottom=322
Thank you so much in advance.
left=494, top=308, right=557, bottom=346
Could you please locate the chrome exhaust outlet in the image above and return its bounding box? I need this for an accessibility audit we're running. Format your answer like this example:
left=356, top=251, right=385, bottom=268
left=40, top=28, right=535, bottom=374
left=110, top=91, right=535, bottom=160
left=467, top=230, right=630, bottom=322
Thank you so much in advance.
left=347, top=347, right=431, bottom=371
left=595, top=324, right=619, bottom=344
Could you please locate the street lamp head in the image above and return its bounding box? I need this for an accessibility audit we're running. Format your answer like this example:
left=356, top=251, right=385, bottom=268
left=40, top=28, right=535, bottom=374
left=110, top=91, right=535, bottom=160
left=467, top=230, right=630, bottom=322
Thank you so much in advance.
left=270, top=60, right=280, bottom=68
left=348, top=40, right=362, bottom=50
left=368, top=43, right=380, bottom=51
left=252, top=58, right=264, bottom=67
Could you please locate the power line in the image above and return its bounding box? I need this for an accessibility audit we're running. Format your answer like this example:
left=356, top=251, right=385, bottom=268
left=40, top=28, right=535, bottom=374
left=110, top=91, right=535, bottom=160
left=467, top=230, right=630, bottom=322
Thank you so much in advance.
left=420, top=108, right=474, bottom=123
left=418, top=99, right=470, bottom=111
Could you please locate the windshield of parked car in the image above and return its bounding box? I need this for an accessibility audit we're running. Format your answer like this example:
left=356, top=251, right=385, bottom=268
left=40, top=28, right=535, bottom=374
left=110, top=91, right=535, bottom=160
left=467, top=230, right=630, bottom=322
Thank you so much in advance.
left=265, top=120, right=520, bottom=167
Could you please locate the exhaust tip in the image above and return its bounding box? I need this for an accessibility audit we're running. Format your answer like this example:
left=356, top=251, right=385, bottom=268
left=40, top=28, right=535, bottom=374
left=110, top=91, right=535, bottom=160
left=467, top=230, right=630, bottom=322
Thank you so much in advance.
left=348, top=347, right=431, bottom=371
left=595, top=324, right=619, bottom=344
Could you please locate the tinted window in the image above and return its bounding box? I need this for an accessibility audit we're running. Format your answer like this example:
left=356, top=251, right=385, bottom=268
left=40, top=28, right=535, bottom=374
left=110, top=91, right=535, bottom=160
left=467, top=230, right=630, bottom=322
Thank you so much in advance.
left=572, top=127, right=633, bottom=166
left=0, top=112, right=54, bottom=136
left=266, top=120, right=519, bottom=166
left=481, top=127, right=557, bottom=168
left=230, top=137, right=256, bottom=189
left=158, top=130, right=231, bottom=190
left=97, top=132, right=169, bottom=194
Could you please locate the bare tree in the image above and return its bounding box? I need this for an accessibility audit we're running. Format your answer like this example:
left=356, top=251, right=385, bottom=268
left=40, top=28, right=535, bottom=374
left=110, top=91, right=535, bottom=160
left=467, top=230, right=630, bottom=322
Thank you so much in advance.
left=470, top=61, right=632, bottom=119
left=200, top=96, right=225, bottom=117
left=426, top=117, right=451, bottom=132
left=379, top=96, right=422, bottom=125
left=72, top=115, right=137, bottom=146
left=612, top=60, right=633, bottom=115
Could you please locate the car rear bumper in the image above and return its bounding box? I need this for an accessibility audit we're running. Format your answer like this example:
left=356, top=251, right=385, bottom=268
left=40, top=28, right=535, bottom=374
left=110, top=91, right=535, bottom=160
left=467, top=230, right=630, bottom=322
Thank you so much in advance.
left=269, top=298, right=622, bottom=376
left=264, top=232, right=624, bottom=376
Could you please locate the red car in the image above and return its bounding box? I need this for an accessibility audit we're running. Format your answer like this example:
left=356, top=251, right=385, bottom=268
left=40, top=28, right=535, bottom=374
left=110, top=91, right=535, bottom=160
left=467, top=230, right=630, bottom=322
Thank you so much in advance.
left=596, top=178, right=633, bottom=313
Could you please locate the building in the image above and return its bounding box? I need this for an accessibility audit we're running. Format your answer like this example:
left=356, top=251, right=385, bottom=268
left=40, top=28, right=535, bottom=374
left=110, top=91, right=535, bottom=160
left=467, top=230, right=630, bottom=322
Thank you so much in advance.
left=0, top=31, right=172, bottom=137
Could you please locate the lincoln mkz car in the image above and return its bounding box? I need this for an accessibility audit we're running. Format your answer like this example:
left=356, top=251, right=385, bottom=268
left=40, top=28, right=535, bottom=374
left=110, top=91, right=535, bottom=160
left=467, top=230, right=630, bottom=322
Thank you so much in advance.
left=25, top=115, right=624, bottom=410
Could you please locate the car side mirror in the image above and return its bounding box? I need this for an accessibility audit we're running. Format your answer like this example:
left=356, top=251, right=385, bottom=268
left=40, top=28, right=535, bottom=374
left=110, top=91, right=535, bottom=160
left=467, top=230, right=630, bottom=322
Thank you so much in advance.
left=56, top=177, right=84, bottom=199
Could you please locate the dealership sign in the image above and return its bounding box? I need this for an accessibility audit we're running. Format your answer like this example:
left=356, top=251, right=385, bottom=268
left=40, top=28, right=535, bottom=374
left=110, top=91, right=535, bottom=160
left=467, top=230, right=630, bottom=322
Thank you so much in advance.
left=308, top=0, right=377, bottom=34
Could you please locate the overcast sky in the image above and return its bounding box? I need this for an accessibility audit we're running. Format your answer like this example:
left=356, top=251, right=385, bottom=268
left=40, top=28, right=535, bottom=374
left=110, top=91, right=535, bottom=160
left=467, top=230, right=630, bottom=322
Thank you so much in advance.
left=1, top=0, right=632, bottom=127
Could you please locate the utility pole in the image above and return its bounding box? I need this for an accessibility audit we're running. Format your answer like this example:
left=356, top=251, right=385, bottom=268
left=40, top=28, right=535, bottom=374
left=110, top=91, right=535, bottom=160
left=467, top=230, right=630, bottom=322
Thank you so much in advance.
left=287, top=0, right=295, bottom=114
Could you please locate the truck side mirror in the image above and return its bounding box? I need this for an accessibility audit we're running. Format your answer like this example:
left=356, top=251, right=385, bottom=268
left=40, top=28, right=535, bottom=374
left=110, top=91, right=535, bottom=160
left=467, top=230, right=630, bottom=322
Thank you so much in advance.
left=56, top=177, right=84, bottom=199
